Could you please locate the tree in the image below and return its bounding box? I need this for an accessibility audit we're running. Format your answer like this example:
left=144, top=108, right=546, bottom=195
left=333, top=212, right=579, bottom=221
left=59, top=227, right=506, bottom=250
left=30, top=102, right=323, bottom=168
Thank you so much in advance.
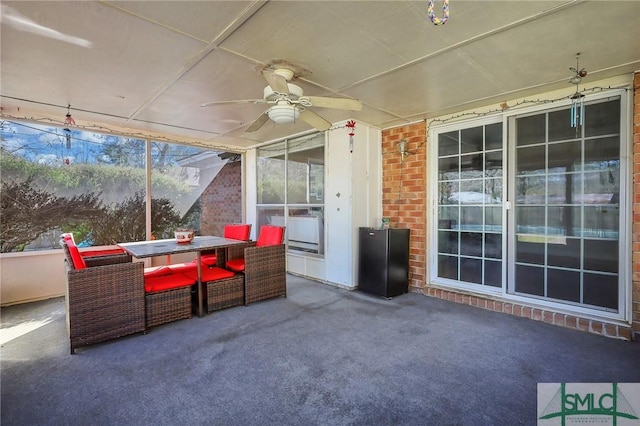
left=0, top=178, right=104, bottom=252
left=90, top=191, right=184, bottom=244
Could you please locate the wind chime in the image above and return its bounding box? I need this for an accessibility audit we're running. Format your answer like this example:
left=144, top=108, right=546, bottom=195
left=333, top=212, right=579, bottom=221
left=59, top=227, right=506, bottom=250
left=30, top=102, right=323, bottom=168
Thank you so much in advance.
left=346, top=120, right=356, bottom=153
left=63, top=104, right=75, bottom=149
left=427, top=0, right=449, bottom=26
left=568, top=53, right=587, bottom=129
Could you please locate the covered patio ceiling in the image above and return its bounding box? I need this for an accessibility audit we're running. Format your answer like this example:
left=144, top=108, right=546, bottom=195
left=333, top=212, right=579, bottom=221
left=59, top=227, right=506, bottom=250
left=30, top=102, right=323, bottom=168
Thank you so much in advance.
left=1, top=1, right=639, bottom=151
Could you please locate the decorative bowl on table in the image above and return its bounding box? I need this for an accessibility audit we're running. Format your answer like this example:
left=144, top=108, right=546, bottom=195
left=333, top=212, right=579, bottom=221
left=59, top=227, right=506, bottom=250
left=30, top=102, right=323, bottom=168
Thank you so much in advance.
left=174, top=229, right=195, bottom=243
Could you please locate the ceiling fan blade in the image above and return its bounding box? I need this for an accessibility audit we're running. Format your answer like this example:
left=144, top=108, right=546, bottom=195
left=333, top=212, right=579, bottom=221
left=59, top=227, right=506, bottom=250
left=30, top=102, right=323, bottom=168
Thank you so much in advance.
left=262, top=70, right=290, bottom=95
left=201, top=99, right=266, bottom=107
left=306, top=96, right=363, bottom=111
left=299, top=109, right=331, bottom=131
left=245, top=112, right=271, bottom=132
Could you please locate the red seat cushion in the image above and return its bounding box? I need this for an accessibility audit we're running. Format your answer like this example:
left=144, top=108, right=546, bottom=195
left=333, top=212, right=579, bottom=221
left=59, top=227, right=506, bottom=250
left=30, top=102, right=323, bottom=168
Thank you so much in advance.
left=256, top=225, right=284, bottom=247
left=144, top=273, right=195, bottom=293
left=144, top=265, right=172, bottom=278
left=64, top=239, right=87, bottom=270
left=167, top=262, right=198, bottom=275
left=224, top=224, right=251, bottom=241
left=184, top=266, right=235, bottom=282
left=225, top=259, right=245, bottom=273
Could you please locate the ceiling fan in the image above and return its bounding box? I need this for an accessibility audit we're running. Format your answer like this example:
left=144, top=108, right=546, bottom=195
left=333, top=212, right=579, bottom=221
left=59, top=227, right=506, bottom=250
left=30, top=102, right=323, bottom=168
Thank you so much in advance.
left=201, top=67, right=362, bottom=132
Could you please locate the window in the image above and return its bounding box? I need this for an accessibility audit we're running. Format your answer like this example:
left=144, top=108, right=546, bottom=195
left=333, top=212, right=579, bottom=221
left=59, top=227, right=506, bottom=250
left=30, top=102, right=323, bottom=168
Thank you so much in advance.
left=256, top=133, right=325, bottom=255
left=0, top=120, right=230, bottom=252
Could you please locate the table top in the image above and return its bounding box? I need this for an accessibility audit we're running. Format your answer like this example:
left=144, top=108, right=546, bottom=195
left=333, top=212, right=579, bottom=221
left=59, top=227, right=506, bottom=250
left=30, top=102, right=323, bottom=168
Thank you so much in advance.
left=118, top=236, right=248, bottom=258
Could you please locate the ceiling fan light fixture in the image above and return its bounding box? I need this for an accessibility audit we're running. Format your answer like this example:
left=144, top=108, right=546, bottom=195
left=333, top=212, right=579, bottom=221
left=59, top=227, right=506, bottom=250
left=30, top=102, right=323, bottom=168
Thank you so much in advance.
left=267, top=104, right=299, bottom=124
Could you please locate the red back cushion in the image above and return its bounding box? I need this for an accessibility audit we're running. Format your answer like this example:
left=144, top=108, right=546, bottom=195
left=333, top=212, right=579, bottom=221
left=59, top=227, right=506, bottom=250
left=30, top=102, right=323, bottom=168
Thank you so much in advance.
left=80, top=248, right=126, bottom=257
left=256, top=225, right=284, bottom=247
left=64, top=238, right=87, bottom=270
left=61, top=233, right=75, bottom=244
left=224, top=224, right=251, bottom=241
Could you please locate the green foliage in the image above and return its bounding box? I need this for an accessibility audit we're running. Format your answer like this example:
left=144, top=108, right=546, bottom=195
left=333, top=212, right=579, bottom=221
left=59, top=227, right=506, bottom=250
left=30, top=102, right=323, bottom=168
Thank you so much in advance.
left=0, top=178, right=104, bottom=252
left=90, top=191, right=184, bottom=244
left=0, top=145, right=198, bottom=251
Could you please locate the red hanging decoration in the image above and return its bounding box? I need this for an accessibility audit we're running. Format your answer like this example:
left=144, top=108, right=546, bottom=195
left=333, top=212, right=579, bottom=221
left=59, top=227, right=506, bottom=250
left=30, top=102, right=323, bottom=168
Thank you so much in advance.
left=346, top=120, right=356, bottom=153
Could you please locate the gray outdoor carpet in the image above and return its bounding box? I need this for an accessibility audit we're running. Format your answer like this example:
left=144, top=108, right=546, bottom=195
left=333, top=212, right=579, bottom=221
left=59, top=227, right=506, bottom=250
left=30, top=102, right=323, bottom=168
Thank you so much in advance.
left=2, top=274, right=639, bottom=425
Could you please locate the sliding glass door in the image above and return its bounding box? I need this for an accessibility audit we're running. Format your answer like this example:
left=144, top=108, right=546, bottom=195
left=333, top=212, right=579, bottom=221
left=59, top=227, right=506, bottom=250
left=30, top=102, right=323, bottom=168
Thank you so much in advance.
left=508, top=97, right=623, bottom=312
left=432, top=92, right=628, bottom=316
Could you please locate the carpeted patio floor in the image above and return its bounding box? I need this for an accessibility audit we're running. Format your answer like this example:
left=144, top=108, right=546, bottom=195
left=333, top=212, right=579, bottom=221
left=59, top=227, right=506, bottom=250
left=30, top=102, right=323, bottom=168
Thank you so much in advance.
left=2, top=274, right=639, bottom=425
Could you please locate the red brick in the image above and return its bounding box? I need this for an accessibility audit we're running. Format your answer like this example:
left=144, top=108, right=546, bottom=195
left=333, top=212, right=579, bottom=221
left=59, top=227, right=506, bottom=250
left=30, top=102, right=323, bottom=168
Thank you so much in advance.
left=532, top=309, right=543, bottom=321
left=603, top=323, right=617, bottom=337
left=591, top=321, right=603, bottom=335
left=577, top=319, right=590, bottom=332
left=553, top=313, right=565, bottom=326
left=565, top=315, right=579, bottom=329
left=201, top=162, right=242, bottom=236
left=512, top=305, right=522, bottom=316
left=618, top=327, right=633, bottom=341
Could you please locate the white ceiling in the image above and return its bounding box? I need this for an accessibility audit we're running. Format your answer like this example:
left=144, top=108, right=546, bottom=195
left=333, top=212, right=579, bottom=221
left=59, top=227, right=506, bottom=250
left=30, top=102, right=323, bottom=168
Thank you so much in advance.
left=1, top=1, right=639, bottom=151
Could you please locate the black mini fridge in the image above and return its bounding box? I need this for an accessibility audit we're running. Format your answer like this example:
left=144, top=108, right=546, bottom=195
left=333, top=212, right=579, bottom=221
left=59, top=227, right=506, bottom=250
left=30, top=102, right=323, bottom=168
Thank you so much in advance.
left=358, top=227, right=410, bottom=298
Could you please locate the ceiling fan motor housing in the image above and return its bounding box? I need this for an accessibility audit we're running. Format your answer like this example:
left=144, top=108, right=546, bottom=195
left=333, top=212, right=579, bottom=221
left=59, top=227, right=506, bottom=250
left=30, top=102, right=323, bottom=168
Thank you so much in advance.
left=263, top=82, right=303, bottom=100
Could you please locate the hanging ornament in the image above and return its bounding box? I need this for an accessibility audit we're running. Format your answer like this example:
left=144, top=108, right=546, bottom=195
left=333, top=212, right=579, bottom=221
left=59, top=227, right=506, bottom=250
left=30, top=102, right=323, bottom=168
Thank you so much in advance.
left=63, top=104, right=75, bottom=149
left=568, top=53, right=587, bottom=130
left=64, top=129, right=71, bottom=149
left=427, top=0, right=449, bottom=26
left=570, top=92, right=585, bottom=128
left=346, top=120, right=356, bottom=153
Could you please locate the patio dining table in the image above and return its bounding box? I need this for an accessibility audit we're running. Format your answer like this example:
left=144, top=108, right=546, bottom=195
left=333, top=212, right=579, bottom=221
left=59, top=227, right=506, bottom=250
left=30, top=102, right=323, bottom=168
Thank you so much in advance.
left=118, top=236, right=249, bottom=317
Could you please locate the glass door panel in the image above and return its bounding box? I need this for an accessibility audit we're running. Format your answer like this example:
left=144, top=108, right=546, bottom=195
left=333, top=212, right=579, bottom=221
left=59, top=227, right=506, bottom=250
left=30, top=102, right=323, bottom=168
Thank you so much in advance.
left=510, top=98, right=621, bottom=312
left=436, top=121, right=503, bottom=288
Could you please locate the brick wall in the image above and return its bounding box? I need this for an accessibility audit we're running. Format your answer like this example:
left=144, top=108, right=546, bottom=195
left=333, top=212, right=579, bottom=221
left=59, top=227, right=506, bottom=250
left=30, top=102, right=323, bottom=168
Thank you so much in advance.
left=381, top=123, right=427, bottom=290
left=200, top=161, right=242, bottom=236
left=381, top=73, right=640, bottom=340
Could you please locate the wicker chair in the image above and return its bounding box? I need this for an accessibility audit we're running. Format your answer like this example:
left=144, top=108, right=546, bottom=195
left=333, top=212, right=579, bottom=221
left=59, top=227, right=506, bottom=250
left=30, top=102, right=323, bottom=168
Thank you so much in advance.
left=61, top=236, right=145, bottom=354
left=144, top=273, right=195, bottom=328
left=226, top=225, right=287, bottom=305
left=197, top=223, right=252, bottom=267
left=61, top=233, right=130, bottom=267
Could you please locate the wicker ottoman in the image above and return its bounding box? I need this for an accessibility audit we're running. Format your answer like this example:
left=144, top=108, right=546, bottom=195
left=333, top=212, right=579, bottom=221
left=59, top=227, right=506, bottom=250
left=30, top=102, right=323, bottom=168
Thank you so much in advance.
left=145, top=286, right=193, bottom=328
left=207, top=274, right=244, bottom=312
